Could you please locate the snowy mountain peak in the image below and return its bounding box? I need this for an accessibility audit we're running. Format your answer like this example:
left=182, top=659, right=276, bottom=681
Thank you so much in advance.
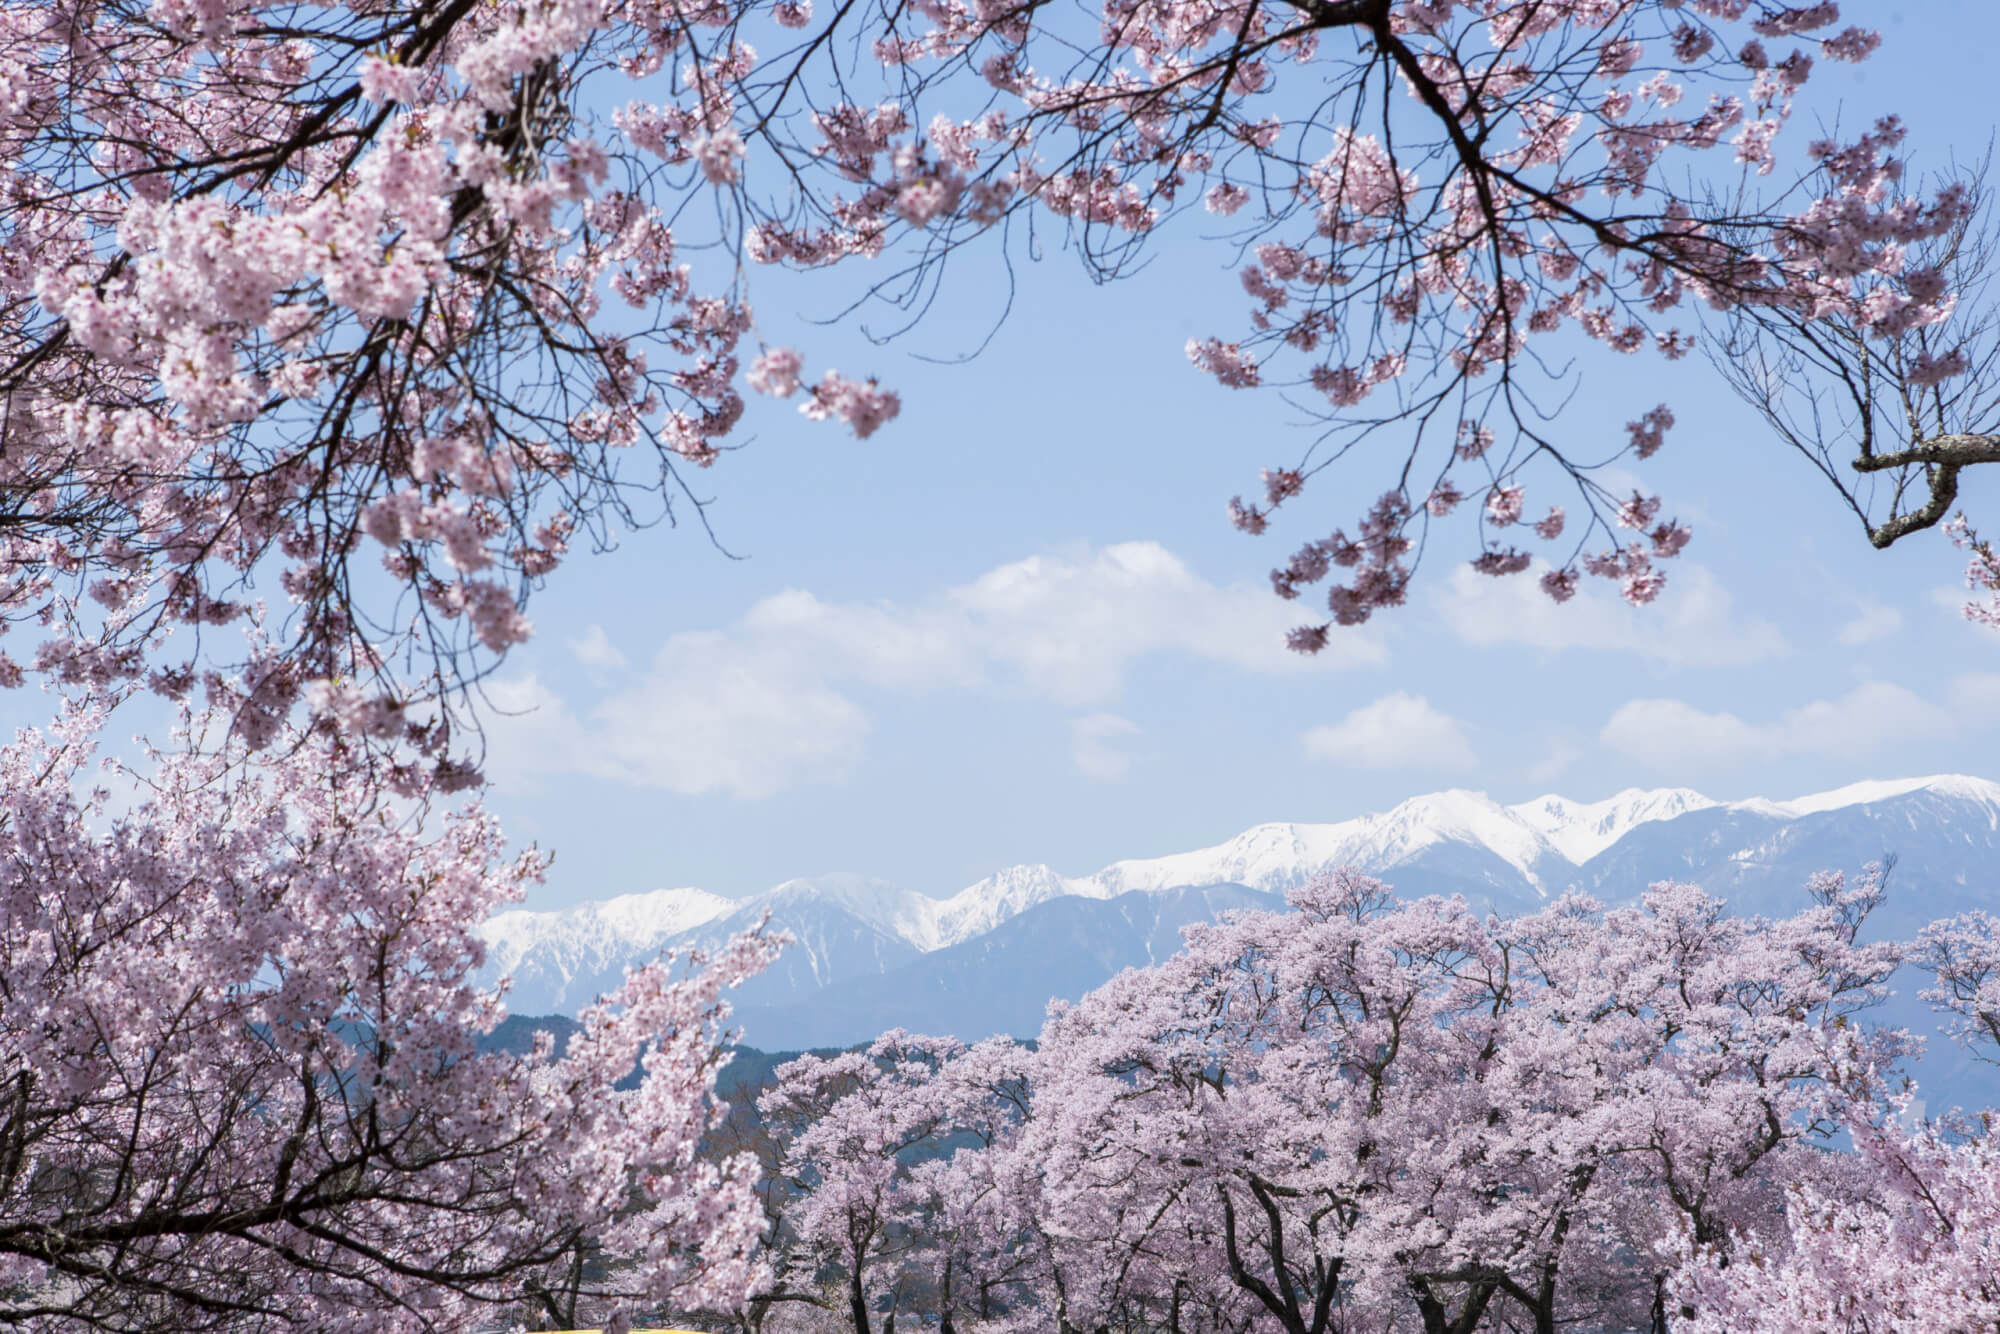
left=757, top=872, right=910, bottom=913
left=1365, top=789, right=1553, bottom=881
left=1508, top=787, right=1718, bottom=865
left=589, top=884, right=738, bottom=935
left=1089, top=818, right=1368, bottom=897
left=1089, top=789, right=1560, bottom=898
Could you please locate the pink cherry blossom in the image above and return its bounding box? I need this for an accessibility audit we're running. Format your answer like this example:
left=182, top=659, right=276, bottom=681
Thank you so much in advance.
left=1486, top=485, right=1526, bottom=526
left=4, top=0, right=1977, bottom=704
left=0, top=704, right=782, bottom=1329
left=750, top=346, right=807, bottom=398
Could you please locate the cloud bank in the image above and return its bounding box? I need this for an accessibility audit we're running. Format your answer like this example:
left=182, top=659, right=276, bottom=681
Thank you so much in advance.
left=489, top=542, right=1382, bottom=797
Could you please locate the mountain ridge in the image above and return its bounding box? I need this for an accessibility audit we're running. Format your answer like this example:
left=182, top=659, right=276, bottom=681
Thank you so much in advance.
left=484, top=775, right=1999, bottom=959
left=479, top=773, right=2000, bottom=1023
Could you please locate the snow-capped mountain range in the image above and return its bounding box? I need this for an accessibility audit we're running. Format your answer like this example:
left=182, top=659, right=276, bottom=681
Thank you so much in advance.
left=482, top=783, right=1748, bottom=980
left=483, top=774, right=2000, bottom=1054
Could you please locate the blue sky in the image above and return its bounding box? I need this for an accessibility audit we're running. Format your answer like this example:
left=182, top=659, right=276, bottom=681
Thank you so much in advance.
left=465, top=0, right=2000, bottom=908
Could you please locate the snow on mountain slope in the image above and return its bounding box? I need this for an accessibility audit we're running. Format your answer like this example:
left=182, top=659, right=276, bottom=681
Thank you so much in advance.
left=484, top=885, right=735, bottom=974
left=1086, top=818, right=1375, bottom=896
left=738, top=869, right=1105, bottom=952
left=1508, top=788, right=1717, bottom=865
left=1088, top=789, right=1561, bottom=895
left=928, top=863, right=1104, bottom=948
left=713, top=882, right=921, bottom=998
left=1764, top=774, right=2000, bottom=820
left=752, top=874, right=933, bottom=946
left=1331, top=789, right=1556, bottom=886
left=480, top=885, right=737, bottom=1012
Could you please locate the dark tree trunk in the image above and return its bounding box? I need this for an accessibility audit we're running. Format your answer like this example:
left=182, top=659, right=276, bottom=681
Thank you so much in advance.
left=848, top=1269, right=872, bottom=1334
left=1411, top=1277, right=1500, bottom=1334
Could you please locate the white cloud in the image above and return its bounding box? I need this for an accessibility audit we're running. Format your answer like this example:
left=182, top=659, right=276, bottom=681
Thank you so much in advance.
left=1302, top=692, right=1478, bottom=773
left=1598, top=676, right=2000, bottom=773
left=1930, top=584, right=1991, bottom=625
left=1599, top=698, right=1780, bottom=771
left=951, top=541, right=1383, bottom=706
left=481, top=673, right=587, bottom=794
left=1836, top=602, right=1902, bottom=646
left=589, top=635, right=871, bottom=798
left=488, top=542, right=1378, bottom=798
left=1071, top=713, right=1142, bottom=782
left=485, top=648, right=869, bottom=800
left=738, top=589, right=980, bottom=690
left=1948, top=672, right=2000, bottom=719
left=1437, top=563, right=1786, bottom=667
left=569, top=624, right=629, bottom=671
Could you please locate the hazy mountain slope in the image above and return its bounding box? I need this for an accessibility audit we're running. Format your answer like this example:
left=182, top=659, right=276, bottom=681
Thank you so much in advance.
left=1567, top=781, right=2000, bottom=930
left=672, top=886, right=924, bottom=1014
left=730, top=884, right=1281, bottom=1049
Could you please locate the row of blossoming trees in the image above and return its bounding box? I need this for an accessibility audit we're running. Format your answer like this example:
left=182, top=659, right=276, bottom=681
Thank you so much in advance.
left=707, top=868, right=2000, bottom=1334
left=8, top=721, right=2000, bottom=1333
left=6, top=0, right=2000, bottom=1326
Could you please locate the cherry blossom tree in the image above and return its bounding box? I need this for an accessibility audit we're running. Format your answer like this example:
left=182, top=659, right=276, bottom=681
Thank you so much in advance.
left=749, top=868, right=1919, bottom=1334
left=0, top=703, right=778, bottom=1333
left=3, top=0, right=1985, bottom=754
left=895, top=1038, right=1043, bottom=1334
left=2, top=0, right=908, bottom=769
left=742, top=1032, right=1041, bottom=1334
left=1917, top=908, right=2000, bottom=1066
left=757, top=1031, right=1011, bottom=1334
left=8, top=0, right=1999, bottom=1310
left=668, top=1055, right=833, bottom=1334
left=1666, top=899, right=2000, bottom=1334
left=984, top=870, right=1908, bottom=1334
